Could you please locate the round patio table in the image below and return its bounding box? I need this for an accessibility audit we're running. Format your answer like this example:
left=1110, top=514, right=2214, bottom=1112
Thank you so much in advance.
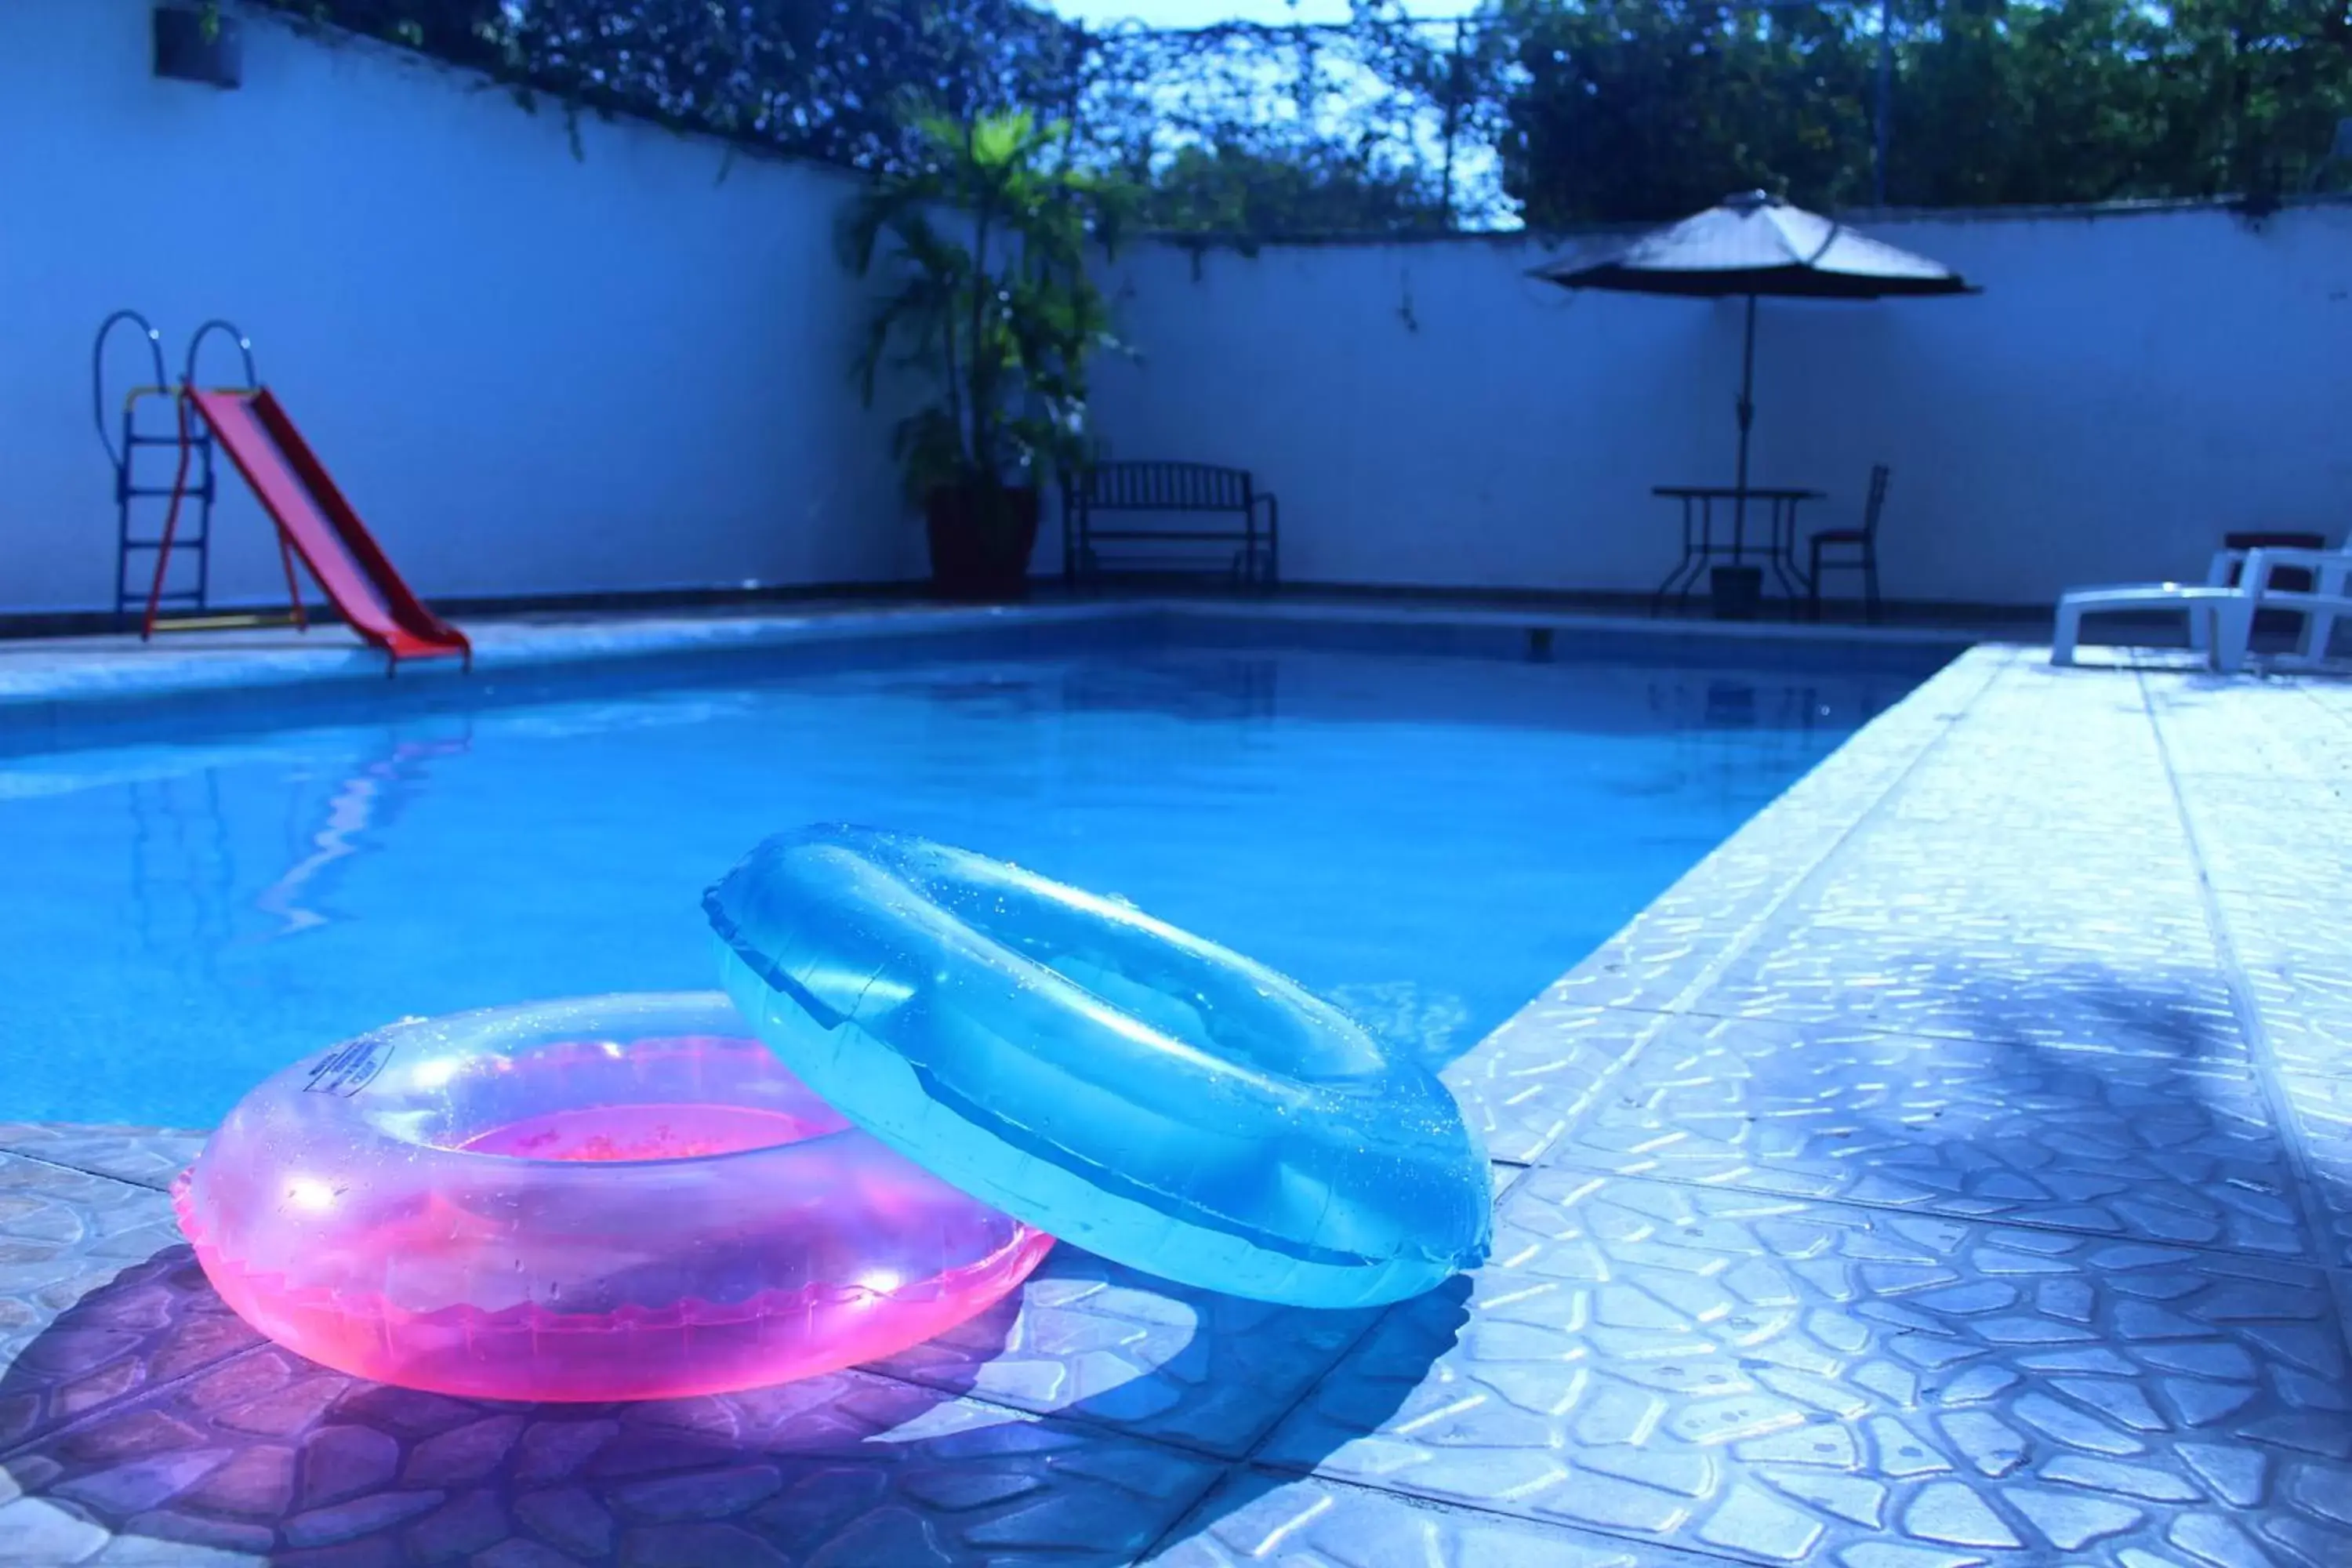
left=1650, top=485, right=1825, bottom=617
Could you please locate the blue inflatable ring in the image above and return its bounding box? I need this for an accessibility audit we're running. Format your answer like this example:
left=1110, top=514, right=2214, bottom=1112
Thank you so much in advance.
left=706, top=826, right=1493, bottom=1308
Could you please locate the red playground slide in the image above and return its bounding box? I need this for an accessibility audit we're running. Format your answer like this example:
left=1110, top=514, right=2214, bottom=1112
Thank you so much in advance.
left=185, top=387, right=471, bottom=670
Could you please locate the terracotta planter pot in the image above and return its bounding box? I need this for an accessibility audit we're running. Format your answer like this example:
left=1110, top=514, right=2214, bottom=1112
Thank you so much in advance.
left=924, top=484, right=1040, bottom=601
left=1710, top=564, right=1763, bottom=622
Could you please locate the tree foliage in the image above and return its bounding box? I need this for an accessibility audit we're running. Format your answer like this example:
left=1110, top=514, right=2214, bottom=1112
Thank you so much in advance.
left=244, top=0, right=2352, bottom=232
left=1494, top=0, right=2352, bottom=226
left=1069, top=9, right=1498, bottom=232
left=250, top=0, right=1083, bottom=169
left=1494, top=0, right=1879, bottom=223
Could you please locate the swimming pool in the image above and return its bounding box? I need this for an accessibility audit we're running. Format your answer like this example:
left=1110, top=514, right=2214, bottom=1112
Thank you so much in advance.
left=0, top=615, right=1953, bottom=1127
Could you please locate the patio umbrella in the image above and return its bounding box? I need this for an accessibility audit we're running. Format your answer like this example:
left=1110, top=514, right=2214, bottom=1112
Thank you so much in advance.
left=1531, top=190, right=1978, bottom=546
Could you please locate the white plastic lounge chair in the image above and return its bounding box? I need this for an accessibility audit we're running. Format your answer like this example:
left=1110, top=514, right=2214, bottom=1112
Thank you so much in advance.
left=2051, top=543, right=2346, bottom=670
left=2050, top=557, right=2246, bottom=668
left=2212, top=546, right=2352, bottom=674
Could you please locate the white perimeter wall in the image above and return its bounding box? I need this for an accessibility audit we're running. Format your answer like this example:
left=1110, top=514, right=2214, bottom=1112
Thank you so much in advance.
left=5, top=0, right=2348, bottom=618
left=1095, top=206, right=2352, bottom=607
left=0, top=0, right=921, bottom=617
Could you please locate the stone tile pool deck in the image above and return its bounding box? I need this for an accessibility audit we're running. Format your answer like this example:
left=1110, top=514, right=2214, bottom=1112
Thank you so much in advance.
left=2, top=630, right=2349, bottom=1566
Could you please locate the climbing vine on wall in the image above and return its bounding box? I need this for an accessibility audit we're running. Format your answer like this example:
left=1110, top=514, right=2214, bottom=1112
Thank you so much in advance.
left=205, top=0, right=2352, bottom=234
left=212, top=1, right=1502, bottom=233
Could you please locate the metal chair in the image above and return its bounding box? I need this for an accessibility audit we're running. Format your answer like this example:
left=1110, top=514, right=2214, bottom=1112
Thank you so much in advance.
left=1807, top=464, right=1889, bottom=624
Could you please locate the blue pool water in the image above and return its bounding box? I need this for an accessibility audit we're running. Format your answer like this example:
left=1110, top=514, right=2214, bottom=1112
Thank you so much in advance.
left=0, top=620, right=1949, bottom=1127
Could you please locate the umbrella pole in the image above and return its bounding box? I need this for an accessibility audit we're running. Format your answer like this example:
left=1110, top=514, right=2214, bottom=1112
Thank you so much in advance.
left=1733, top=292, right=1757, bottom=558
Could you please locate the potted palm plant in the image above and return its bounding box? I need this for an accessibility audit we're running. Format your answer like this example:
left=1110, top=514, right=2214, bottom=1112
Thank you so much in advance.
left=845, top=107, right=1131, bottom=601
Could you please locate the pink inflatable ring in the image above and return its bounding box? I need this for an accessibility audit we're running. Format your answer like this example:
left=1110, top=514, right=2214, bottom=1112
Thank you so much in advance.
left=172, top=993, right=1053, bottom=1402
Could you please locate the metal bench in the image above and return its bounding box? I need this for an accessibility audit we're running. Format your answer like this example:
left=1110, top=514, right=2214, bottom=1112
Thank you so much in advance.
left=1061, top=461, right=1279, bottom=590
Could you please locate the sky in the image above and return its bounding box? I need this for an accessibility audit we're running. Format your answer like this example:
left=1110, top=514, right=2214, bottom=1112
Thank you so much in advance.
left=1046, top=0, right=1475, bottom=27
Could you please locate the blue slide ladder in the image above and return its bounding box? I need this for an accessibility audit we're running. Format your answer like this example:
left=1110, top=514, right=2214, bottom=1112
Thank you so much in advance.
left=94, top=309, right=296, bottom=636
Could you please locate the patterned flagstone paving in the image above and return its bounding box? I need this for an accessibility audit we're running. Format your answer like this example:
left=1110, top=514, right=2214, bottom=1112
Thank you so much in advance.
left=5, top=641, right=2351, bottom=1565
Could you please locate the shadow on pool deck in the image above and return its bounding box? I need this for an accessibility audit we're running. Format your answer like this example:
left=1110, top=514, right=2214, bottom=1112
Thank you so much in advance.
left=0, top=1240, right=1468, bottom=1566
left=1936, top=953, right=2352, bottom=1282
left=1700, top=946, right=2352, bottom=1263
